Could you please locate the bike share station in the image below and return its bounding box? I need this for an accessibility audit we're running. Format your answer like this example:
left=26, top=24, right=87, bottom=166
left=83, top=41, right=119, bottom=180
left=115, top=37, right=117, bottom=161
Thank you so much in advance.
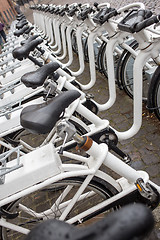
left=0, top=1, right=159, bottom=239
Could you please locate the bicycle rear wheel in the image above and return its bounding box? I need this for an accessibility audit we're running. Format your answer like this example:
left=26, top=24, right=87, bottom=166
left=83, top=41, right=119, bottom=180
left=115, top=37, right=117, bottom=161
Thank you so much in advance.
left=0, top=177, right=119, bottom=240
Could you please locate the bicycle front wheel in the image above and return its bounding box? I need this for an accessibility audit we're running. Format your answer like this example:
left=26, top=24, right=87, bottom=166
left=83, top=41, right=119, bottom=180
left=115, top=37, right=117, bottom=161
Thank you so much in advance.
left=0, top=177, right=119, bottom=240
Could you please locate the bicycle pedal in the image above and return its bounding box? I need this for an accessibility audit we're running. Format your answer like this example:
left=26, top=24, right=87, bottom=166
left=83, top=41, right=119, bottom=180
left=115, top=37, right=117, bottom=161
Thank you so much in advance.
left=0, top=208, right=19, bottom=219
left=136, top=178, right=160, bottom=209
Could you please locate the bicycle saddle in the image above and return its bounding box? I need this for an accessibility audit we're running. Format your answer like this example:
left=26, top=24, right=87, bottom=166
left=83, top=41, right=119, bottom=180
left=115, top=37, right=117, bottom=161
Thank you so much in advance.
left=20, top=35, right=39, bottom=45
left=14, top=25, right=29, bottom=37
left=24, top=26, right=34, bottom=34
left=25, top=204, right=154, bottom=240
left=12, top=38, right=43, bottom=61
left=21, top=62, right=60, bottom=88
left=20, top=90, right=81, bottom=134
left=16, top=19, right=28, bottom=29
left=16, top=14, right=26, bottom=21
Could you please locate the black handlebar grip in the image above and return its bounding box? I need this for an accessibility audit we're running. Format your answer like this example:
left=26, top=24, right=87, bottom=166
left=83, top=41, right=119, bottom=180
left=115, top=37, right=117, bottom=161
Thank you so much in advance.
left=132, top=9, right=145, bottom=27
left=135, top=15, right=159, bottom=32
left=77, top=7, right=93, bottom=20
left=68, top=7, right=78, bottom=17
left=100, top=9, right=118, bottom=24
left=93, top=7, right=110, bottom=24
left=94, top=2, right=98, bottom=8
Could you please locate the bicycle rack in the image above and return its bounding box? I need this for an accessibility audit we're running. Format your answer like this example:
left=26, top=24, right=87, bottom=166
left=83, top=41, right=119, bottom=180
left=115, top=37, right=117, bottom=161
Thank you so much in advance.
left=0, top=146, right=23, bottom=184
left=0, top=98, right=23, bottom=119
left=0, top=49, right=13, bottom=58
left=0, top=58, right=15, bottom=67
left=0, top=79, right=21, bottom=99
left=0, top=62, right=21, bottom=77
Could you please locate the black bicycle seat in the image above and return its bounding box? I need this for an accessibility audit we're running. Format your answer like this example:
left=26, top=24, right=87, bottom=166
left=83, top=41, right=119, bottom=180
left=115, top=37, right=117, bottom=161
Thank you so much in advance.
left=16, top=19, right=28, bottom=29
left=24, top=204, right=154, bottom=240
left=21, top=62, right=60, bottom=88
left=16, top=14, right=26, bottom=21
left=14, top=25, right=29, bottom=37
left=20, top=90, right=81, bottom=134
left=20, top=35, right=39, bottom=45
left=12, top=38, right=43, bottom=61
left=24, top=26, right=34, bottom=34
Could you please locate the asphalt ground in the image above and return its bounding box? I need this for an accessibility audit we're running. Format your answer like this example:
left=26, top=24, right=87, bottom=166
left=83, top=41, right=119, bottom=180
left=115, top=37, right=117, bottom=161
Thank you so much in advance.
left=14, top=1, right=160, bottom=239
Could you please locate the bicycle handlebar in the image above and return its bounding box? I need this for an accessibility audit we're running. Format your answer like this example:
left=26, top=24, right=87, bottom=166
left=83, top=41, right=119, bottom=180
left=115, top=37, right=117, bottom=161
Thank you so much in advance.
left=117, top=2, right=145, bottom=13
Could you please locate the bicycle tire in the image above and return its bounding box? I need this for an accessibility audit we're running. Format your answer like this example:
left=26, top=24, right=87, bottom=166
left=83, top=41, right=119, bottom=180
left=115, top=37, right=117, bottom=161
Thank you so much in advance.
left=100, top=42, right=120, bottom=80
left=96, top=41, right=106, bottom=74
left=119, top=42, right=139, bottom=99
left=0, top=176, right=119, bottom=240
left=119, top=41, right=155, bottom=101
left=99, top=42, right=108, bottom=78
left=116, top=40, right=138, bottom=89
left=147, top=65, right=160, bottom=120
left=71, top=30, right=78, bottom=54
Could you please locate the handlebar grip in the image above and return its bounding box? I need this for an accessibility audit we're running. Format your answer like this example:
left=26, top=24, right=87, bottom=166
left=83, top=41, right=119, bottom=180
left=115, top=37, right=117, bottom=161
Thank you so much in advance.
left=133, top=9, right=145, bottom=24
left=68, top=7, right=78, bottom=17
left=135, top=15, right=159, bottom=32
left=93, top=7, right=110, bottom=24
left=77, top=7, right=93, bottom=20
left=100, top=9, right=118, bottom=24
left=94, top=2, right=98, bottom=8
